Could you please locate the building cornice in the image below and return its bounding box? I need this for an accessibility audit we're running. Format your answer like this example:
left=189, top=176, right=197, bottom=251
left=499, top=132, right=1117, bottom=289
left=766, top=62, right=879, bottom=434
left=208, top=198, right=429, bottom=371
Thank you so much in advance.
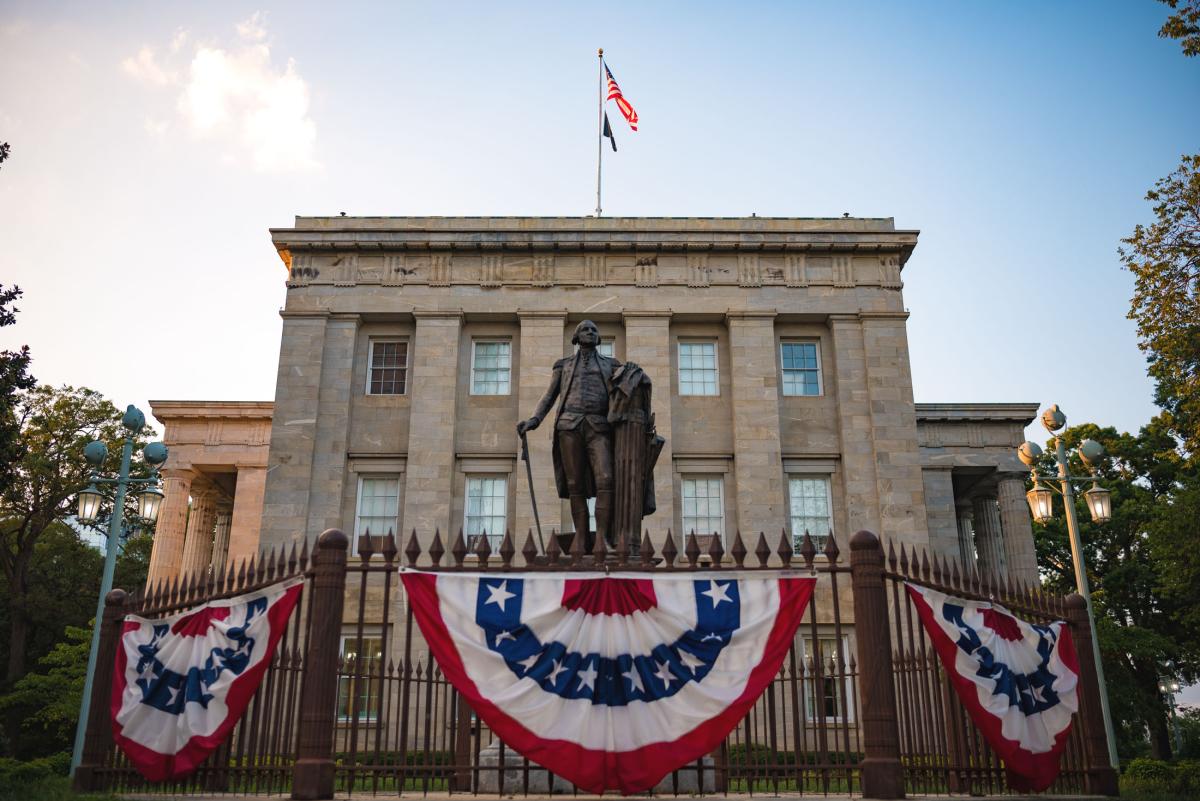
left=915, top=403, right=1040, bottom=425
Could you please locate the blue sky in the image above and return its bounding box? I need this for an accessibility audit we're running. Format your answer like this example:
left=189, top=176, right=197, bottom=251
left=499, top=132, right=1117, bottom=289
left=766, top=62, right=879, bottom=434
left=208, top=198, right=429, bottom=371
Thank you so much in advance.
left=1, top=1, right=1197, bottom=443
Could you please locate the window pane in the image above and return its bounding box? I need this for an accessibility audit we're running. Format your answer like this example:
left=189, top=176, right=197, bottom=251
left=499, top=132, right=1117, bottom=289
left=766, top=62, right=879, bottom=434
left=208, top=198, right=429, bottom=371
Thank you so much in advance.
left=597, top=339, right=615, bottom=358
left=678, top=343, right=718, bottom=396
left=356, top=477, right=399, bottom=540
left=790, top=477, right=832, bottom=549
left=368, top=341, right=409, bottom=395
left=781, top=342, right=821, bottom=397
left=681, top=477, right=724, bottom=539
left=466, top=476, right=508, bottom=546
left=338, top=635, right=384, bottom=720
left=472, top=342, right=511, bottom=395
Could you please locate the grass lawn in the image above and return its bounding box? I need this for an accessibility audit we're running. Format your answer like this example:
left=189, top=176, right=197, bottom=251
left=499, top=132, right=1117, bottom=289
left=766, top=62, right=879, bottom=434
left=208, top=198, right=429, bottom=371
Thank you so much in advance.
left=0, top=776, right=124, bottom=801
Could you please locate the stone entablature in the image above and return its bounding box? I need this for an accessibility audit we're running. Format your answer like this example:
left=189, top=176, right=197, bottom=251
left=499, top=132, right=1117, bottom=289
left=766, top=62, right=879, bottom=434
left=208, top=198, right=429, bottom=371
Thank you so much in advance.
left=916, top=402, right=1038, bottom=471
left=272, top=216, right=915, bottom=290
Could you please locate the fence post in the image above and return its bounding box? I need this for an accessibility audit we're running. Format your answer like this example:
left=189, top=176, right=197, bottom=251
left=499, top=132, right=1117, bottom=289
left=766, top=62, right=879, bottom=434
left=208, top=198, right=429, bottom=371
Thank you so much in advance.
left=292, top=529, right=349, bottom=800
left=849, top=530, right=905, bottom=799
left=72, top=589, right=128, bottom=793
left=1065, top=593, right=1119, bottom=797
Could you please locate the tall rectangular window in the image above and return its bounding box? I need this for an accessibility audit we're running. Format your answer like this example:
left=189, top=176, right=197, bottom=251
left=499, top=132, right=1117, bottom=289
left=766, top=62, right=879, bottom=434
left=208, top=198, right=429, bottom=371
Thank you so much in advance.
left=678, top=341, right=719, bottom=396
left=597, top=338, right=615, bottom=358
left=802, top=636, right=852, bottom=722
left=465, top=476, right=507, bottom=547
left=789, top=476, right=832, bottom=550
left=367, top=340, right=409, bottom=395
left=471, top=341, right=511, bottom=395
left=355, top=477, right=400, bottom=553
left=681, top=476, right=725, bottom=540
left=780, top=341, right=822, bottom=396
left=338, top=632, right=383, bottom=721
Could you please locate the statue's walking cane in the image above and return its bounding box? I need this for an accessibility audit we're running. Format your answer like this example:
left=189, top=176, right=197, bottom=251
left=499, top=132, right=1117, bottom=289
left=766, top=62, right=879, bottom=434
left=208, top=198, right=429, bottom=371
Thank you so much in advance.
left=519, top=430, right=547, bottom=555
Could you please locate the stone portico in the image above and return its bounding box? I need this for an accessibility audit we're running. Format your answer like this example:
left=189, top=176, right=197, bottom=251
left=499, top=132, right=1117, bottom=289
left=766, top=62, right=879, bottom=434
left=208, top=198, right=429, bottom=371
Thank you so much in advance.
left=145, top=401, right=272, bottom=583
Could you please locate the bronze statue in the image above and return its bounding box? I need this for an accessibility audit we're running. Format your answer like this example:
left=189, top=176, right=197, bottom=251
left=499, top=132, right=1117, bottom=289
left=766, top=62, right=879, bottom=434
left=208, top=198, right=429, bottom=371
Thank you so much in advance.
left=518, top=320, right=663, bottom=552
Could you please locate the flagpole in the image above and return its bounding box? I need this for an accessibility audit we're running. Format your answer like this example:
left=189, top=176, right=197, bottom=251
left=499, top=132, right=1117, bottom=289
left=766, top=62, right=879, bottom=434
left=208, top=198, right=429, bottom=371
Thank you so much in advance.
left=596, top=47, right=604, bottom=217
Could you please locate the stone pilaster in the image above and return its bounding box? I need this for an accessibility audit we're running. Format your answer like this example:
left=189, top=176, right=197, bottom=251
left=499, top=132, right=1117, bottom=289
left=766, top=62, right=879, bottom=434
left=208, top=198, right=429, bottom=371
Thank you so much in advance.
left=515, top=310, right=566, bottom=539
left=305, top=314, right=360, bottom=536
left=260, top=310, right=330, bottom=550
left=622, top=312, right=674, bottom=541
left=971, top=495, right=1006, bottom=581
left=726, top=311, right=783, bottom=541
left=229, top=466, right=268, bottom=568
left=210, top=504, right=233, bottom=571
left=997, top=474, right=1038, bottom=584
left=180, top=484, right=218, bottom=578
left=402, top=310, right=463, bottom=540
left=146, top=467, right=194, bottom=585
left=829, top=315, right=881, bottom=534
left=921, top=467, right=958, bottom=563
left=862, top=313, right=928, bottom=546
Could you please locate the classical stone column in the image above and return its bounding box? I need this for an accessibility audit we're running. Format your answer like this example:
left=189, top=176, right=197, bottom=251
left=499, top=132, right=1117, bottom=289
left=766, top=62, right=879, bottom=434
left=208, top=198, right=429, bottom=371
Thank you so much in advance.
left=146, top=467, right=194, bottom=585
left=179, top=485, right=218, bottom=579
left=210, top=503, right=233, bottom=572
left=515, top=310, right=566, bottom=539
left=921, top=467, right=958, bottom=563
left=305, top=313, right=360, bottom=537
left=261, top=310, right=330, bottom=551
left=622, top=312, right=674, bottom=543
left=402, top=310, right=463, bottom=541
left=997, top=473, right=1039, bottom=584
left=955, top=501, right=976, bottom=571
left=228, top=465, right=268, bottom=568
left=971, top=495, right=1006, bottom=582
left=829, top=315, right=881, bottom=534
left=862, top=313, right=928, bottom=546
left=726, top=311, right=784, bottom=542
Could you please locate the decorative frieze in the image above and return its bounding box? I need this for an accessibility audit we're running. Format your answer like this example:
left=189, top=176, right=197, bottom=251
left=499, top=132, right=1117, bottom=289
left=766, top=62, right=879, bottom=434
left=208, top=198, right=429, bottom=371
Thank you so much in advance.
left=635, top=253, right=658, bottom=287
left=687, top=252, right=710, bottom=287
left=532, top=253, right=555, bottom=287
left=879, top=254, right=902, bottom=289
left=429, top=252, right=452, bottom=286
left=832, top=254, right=855, bottom=288
left=785, top=253, right=808, bottom=287
left=382, top=254, right=407, bottom=286
left=480, top=253, right=503, bottom=288
left=333, top=253, right=358, bottom=286
left=288, top=252, right=317, bottom=286
left=584, top=253, right=607, bottom=287
left=737, top=253, right=762, bottom=287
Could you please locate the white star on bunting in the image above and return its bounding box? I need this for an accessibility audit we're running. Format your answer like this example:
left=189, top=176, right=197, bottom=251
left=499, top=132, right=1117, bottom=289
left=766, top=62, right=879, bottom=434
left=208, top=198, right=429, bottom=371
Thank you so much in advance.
left=577, top=662, right=599, bottom=694
left=702, top=580, right=732, bottom=607
left=547, top=659, right=567, bottom=685
left=495, top=629, right=516, bottom=644
left=517, top=654, right=539, bottom=673
left=485, top=580, right=516, bottom=612
left=678, top=649, right=704, bottom=673
left=654, top=660, right=675, bottom=689
left=623, top=666, right=645, bottom=694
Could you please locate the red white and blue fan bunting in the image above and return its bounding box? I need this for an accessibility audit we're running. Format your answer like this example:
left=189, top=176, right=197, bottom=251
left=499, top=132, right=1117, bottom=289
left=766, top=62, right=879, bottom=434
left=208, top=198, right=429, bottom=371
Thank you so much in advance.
left=906, top=583, right=1079, bottom=792
left=111, top=577, right=303, bottom=781
left=401, top=569, right=815, bottom=794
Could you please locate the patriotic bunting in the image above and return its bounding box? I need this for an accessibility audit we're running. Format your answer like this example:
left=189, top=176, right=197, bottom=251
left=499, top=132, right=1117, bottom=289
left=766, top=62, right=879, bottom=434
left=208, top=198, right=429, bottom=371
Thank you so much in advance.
left=401, top=569, right=815, bottom=794
left=906, top=583, right=1079, bottom=792
left=111, top=577, right=303, bottom=781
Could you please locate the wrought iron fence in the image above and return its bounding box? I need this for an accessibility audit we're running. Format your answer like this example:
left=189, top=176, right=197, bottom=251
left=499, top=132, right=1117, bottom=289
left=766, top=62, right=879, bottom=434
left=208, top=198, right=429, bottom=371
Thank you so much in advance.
left=74, top=526, right=1118, bottom=799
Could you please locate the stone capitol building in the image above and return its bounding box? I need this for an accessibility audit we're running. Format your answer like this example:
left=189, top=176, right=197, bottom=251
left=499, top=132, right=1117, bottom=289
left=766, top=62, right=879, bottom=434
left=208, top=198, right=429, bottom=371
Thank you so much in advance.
left=145, top=216, right=1039, bottom=592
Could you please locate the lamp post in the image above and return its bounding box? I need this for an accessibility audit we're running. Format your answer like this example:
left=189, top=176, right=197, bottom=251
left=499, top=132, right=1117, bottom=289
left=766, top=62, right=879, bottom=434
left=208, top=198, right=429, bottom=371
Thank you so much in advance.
left=1017, top=404, right=1118, bottom=769
left=1158, top=678, right=1183, bottom=755
left=70, top=405, right=168, bottom=776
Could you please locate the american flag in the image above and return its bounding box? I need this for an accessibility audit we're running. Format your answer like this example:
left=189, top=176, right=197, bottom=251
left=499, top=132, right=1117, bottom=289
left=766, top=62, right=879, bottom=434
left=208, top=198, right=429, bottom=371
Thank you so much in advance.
left=604, top=63, right=638, bottom=131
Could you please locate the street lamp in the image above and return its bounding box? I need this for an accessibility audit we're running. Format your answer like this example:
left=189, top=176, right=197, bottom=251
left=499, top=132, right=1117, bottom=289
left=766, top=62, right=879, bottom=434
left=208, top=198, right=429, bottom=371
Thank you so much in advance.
left=1017, top=404, right=1119, bottom=769
left=1159, top=678, right=1183, bottom=755
left=70, top=405, right=168, bottom=776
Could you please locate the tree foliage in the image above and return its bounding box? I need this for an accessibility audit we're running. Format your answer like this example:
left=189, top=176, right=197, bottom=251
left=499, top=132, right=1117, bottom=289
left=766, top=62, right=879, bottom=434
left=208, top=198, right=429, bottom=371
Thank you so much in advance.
left=1159, top=0, right=1200, bottom=57
left=0, top=286, right=35, bottom=500
left=1121, top=154, right=1200, bottom=457
left=1031, top=417, right=1200, bottom=759
left=0, top=386, right=150, bottom=683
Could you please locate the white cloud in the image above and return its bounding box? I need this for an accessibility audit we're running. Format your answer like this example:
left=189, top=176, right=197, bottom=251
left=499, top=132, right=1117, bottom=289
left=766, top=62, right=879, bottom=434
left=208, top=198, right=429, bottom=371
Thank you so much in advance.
left=143, top=117, right=169, bottom=137
left=122, top=46, right=175, bottom=86
left=122, top=13, right=318, bottom=173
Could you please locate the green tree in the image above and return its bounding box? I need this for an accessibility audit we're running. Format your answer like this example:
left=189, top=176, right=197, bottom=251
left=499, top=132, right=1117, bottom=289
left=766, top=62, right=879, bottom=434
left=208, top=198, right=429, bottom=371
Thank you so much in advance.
left=0, top=627, right=88, bottom=760
left=0, top=386, right=151, bottom=684
left=0, top=286, right=35, bottom=500
left=1032, top=418, right=1200, bottom=759
left=1159, top=0, right=1200, bottom=57
left=1121, top=155, right=1200, bottom=458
